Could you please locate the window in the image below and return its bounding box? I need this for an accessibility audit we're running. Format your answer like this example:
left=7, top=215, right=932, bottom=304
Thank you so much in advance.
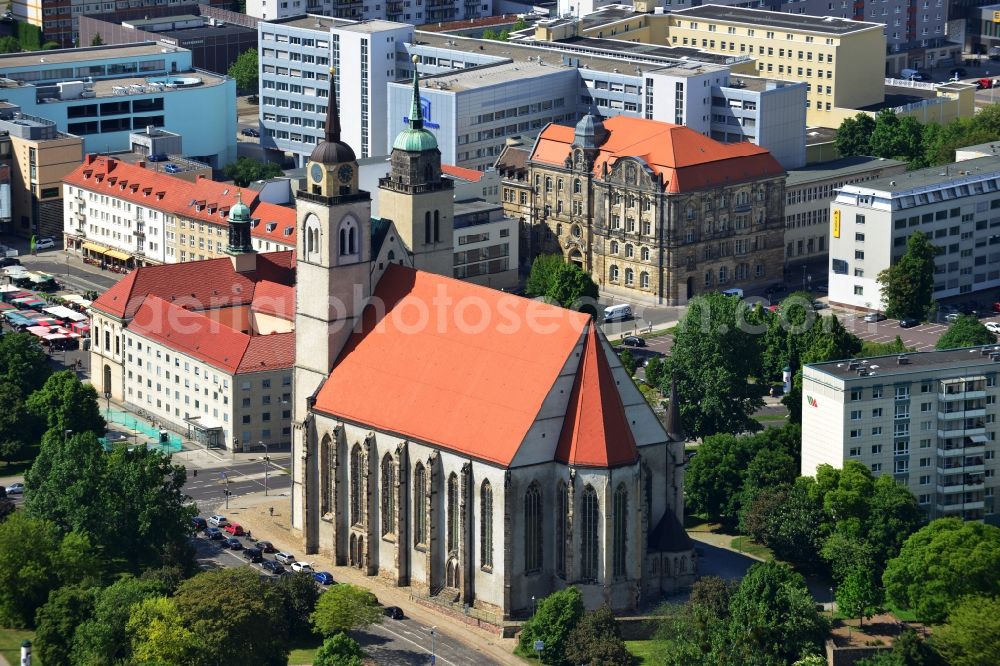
left=849, top=447, right=861, bottom=457
left=613, top=484, right=628, bottom=577
left=872, top=444, right=883, bottom=454
left=481, top=481, right=493, bottom=569
left=850, top=429, right=862, bottom=438
left=581, top=485, right=600, bottom=582
left=873, top=385, right=883, bottom=399
left=380, top=455, right=394, bottom=537
left=556, top=481, right=567, bottom=578
left=850, top=388, right=863, bottom=401
left=894, top=441, right=909, bottom=456
left=525, top=483, right=542, bottom=573
left=350, top=445, right=362, bottom=526
left=447, top=474, right=459, bottom=553
left=850, top=410, right=862, bottom=420
left=872, top=408, right=883, bottom=417
left=919, top=474, right=931, bottom=485
left=414, top=463, right=426, bottom=546
left=872, top=463, right=882, bottom=473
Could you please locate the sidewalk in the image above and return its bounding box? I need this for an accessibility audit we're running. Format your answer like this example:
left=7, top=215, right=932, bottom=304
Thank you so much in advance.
left=222, top=492, right=522, bottom=666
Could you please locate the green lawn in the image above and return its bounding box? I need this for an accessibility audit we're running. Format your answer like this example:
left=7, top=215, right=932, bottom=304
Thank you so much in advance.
left=627, top=640, right=660, bottom=664
left=0, top=627, right=37, bottom=666
left=288, top=634, right=323, bottom=665
left=730, top=536, right=774, bottom=561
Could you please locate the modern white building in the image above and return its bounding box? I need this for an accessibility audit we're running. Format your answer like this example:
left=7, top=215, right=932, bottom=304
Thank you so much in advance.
left=248, top=0, right=492, bottom=23
left=802, top=348, right=1000, bottom=522
left=829, top=155, right=1000, bottom=311
left=0, top=43, right=236, bottom=167
left=452, top=199, right=519, bottom=289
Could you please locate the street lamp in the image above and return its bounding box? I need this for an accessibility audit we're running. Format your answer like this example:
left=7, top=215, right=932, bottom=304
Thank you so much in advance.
left=531, top=595, right=537, bottom=617
left=104, top=390, right=111, bottom=419
left=429, top=626, right=437, bottom=665
left=260, top=440, right=270, bottom=496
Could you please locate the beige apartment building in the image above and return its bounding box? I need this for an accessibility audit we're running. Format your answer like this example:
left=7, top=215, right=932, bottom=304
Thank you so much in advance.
left=0, top=106, right=83, bottom=240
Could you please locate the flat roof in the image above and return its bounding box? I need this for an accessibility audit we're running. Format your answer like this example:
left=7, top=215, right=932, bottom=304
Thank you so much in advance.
left=805, top=126, right=838, bottom=145
left=728, top=75, right=799, bottom=92
left=555, top=36, right=741, bottom=67
left=419, top=60, right=570, bottom=91
left=957, top=140, right=1000, bottom=155
left=269, top=14, right=408, bottom=32
left=34, top=71, right=226, bottom=101
left=808, top=345, right=1000, bottom=380
left=0, top=43, right=182, bottom=70
left=672, top=5, right=884, bottom=35
left=842, top=155, right=1000, bottom=194
left=785, top=156, right=906, bottom=186
left=414, top=31, right=733, bottom=78
left=162, top=23, right=257, bottom=39
left=125, top=14, right=201, bottom=27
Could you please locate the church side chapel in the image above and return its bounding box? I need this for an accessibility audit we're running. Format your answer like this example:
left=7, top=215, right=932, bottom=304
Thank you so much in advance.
left=290, top=66, right=695, bottom=619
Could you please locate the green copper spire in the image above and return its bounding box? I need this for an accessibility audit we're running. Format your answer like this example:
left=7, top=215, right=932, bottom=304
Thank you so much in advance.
left=392, top=55, right=438, bottom=153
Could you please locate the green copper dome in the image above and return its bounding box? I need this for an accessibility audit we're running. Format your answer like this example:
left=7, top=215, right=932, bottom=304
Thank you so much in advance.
left=392, top=58, right=438, bottom=153
left=229, top=190, right=251, bottom=222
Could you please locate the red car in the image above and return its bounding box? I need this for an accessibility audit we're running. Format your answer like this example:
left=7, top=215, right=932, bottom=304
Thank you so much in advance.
left=992, top=302, right=1000, bottom=313
left=223, top=523, right=244, bottom=536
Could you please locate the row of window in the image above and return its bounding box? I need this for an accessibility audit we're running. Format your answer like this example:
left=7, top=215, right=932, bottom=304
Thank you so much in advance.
left=848, top=377, right=996, bottom=402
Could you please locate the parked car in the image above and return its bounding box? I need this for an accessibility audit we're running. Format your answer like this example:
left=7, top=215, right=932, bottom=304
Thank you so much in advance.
left=899, top=317, right=920, bottom=328
left=0, top=257, right=20, bottom=268
left=290, top=561, right=313, bottom=573
left=241, top=127, right=260, bottom=137
left=622, top=335, right=646, bottom=347
left=811, top=300, right=828, bottom=310
left=262, top=560, right=285, bottom=575
left=863, top=312, right=887, bottom=322
left=986, top=321, right=1000, bottom=334
left=275, top=552, right=296, bottom=565
left=223, top=537, right=243, bottom=550
left=257, top=540, right=276, bottom=553
left=204, top=527, right=224, bottom=540
left=312, top=571, right=335, bottom=585
left=35, top=238, right=55, bottom=250
left=163, top=163, right=181, bottom=174
left=383, top=606, right=404, bottom=620
left=191, top=516, right=208, bottom=531
left=4, top=482, right=23, bottom=495
left=207, top=515, right=228, bottom=527
left=223, top=523, right=244, bottom=536
left=147, top=153, right=168, bottom=162
left=945, top=312, right=961, bottom=323
left=243, top=547, right=263, bottom=562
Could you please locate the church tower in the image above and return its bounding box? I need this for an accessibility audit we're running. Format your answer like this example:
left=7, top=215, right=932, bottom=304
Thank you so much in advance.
left=292, top=68, right=372, bottom=539
left=225, top=190, right=256, bottom=273
left=378, top=56, right=454, bottom=276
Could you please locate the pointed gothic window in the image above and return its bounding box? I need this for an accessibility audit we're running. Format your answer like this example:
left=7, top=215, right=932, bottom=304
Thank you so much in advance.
left=556, top=481, right=567, bottom=578
left=480, top=480, right=493, bottom=569
left=381, top=454, right=395, bottom=536
left=613, top=483, right=628, bottom=577
left=447, top=473, right=459, bottom=552
left=320, top=435, right=333, bottom=515
left=339, top=227, right=347, bottom=256
left=414, top=463, right=426, bottom=546
left=433, top=210, right=440, bottom=242
left=424, top=212, right=431, bottom=244
left=524, top=482, right=542, bottom=573
left=350, top=444, right=362, bottom=526
left=348, top=226, right=356, bottom=255
left=581, top=485, right=600, bottom=582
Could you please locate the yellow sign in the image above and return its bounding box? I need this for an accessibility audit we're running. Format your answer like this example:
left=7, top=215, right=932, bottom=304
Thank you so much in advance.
left=993, top=10, right=1000, bottom=22
left=833, top=209, right=841, bottom=238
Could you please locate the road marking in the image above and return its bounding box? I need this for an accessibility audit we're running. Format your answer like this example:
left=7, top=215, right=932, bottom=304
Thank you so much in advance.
left=374, top=622, right=459, bottom=666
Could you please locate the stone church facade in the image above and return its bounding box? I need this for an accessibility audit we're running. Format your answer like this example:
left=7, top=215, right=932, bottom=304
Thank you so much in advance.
left=291, top=69, right=695, bottom=620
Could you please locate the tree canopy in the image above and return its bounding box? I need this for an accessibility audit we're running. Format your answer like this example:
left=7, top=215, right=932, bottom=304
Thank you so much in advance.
left=0, top=332, right=51, bottom=396
left=935, top=314, right=996, bottom=349
left=310, top=583, right=383, bottom=637
left=313, top=633, right=365, bottom=666
left=931, top=595, right=1000, bottom=666
left=525, top=254, right=599, bottom=313
left=564, top=605, right=632, bottom=666
left=223, top=156, right=284, bottom=187
left=835, top=114, right=876, bottom=157
left=882, top=518, right=1000, bottom=622
left=70, top=574, right=168, bottom=665
left=34, top=584, right=95, bottom=666
left=228, top=48, right=258, bottom=93
left=516, top=586, right=585, bottom=665
left=877, top=231, right=936, bottom=320
left=26, top=370, right=105, bottom=436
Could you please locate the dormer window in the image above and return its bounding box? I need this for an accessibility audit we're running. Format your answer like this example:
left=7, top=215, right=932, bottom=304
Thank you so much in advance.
left=266, top=222, right=277, bottom=232
left=283, top=227, right=293, bottom=237
left=251, top=219, right=260, bottom=228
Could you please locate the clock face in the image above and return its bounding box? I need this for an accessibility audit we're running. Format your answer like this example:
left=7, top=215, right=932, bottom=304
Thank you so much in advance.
left=338, top=165, right=353, bottom=183
left=310, top=163, right=324, bottom=183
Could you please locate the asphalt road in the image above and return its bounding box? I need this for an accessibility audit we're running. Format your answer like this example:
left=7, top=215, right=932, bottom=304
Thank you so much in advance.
left=191, top=523, right=495, bottom=666
left=184, top=457, right=292, bottom=511
left=6, top=245, right=122, bottom=294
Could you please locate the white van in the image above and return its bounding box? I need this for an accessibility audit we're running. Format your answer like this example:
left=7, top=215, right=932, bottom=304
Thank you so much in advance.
left=603, top=304, right=632, bottom=322
left=721, top=288, right=744, bottom=298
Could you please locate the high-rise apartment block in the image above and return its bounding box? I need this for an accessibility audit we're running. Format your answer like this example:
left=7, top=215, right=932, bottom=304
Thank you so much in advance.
left=247, top=0, right=491, bottom=24
left=828, top=155, right=1000, bottom=310
left=802, top=348, right=1000, bottom=522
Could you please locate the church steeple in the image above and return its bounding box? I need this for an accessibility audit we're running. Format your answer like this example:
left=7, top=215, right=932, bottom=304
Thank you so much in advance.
left=408, top=60, right=425, bottom=132
left=225, top=189, right=256, bottom=273
left=305, top=68, right=360, bottom=199
left=391, top=56, right=439, bottom=155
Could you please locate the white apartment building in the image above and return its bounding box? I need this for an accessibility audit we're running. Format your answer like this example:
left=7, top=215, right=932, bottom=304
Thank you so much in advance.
left=784, top=156, right=907, bottom=273
left=248, top=0, right=491, bottom=23
left=802, top=348, right=1000, bottom=522
left=829, top=156, right=1000, bottom=311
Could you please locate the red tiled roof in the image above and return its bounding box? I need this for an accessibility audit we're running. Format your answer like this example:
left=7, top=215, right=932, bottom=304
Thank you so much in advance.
left=91, top=251, right=295, bottom=319
left=65, top=155, right=194, bottom=212
left=554, top=322, right=638, bottom=468
left=530, top=117, right=785, bottom=193
left=313, top=264, right=592, bottom=467
left=128, top=295, right=294, bottom=374
left=441, top=163, right=483, bottom=182
left=180, top=177, right=258, bottom=226
left=251, top=202, right=296, bottom=247
left=250, top=280, right=294, bottom=321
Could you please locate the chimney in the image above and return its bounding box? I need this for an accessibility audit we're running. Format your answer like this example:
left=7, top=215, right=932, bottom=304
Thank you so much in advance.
left=137, top=160, right=145, bottom=168
left=85, top=153, right=96, bottom=165
left=106, top=158, right=117, bottom=172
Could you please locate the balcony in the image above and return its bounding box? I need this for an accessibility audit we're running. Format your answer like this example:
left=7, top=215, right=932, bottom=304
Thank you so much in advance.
left=938, top=408, right=986, bottom=421
left=937, top=500, right=985, bottom=512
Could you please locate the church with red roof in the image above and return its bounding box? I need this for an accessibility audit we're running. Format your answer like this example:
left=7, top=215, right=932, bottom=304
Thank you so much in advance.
left=288, top=68, right=695, bottom=619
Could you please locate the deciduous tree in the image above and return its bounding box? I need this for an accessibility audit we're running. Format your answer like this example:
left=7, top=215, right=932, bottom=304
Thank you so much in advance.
left=619, top=348, right=636, bottom=377
left=127, top=596, right=204, bottom=666
left=228, top=48, right=258, bottom=93
left=310, top=583, right=383, bottom=637
left=26, top=370, right=105, bottom=436
left=565, top=605, right=632, bottom=666
left=70, top=574, right=167, bottom=665
left=34, top=584, right=95, bottom=666
left=931, top=595, right=1000, bottom=666
left=516, top=586, right=584, bottom=666
left=836, top=567, right=882, bottom=626
left=835, top=113, right=875, bottom=157
left=313, top=632, right=365, bottom=666
left=882, top=518, right=1000, bottom=622
left=0, top=332, right=50, bottom=396
left=223, top=156, right=284, bottom=187
left=877, top=231, right=936, bottom=320
left=935, top=314, right=996, bottom=349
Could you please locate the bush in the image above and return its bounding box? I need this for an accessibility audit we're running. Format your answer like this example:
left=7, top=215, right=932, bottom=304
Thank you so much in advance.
left=516, top=587, right=584, bottom=666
